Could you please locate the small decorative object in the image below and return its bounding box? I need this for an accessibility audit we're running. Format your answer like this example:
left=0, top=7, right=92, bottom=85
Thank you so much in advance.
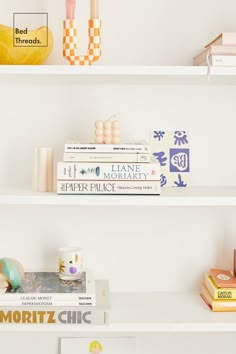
left=89, top=340, right=103, bottom=354
left=61, top=337, right=136, bottom=354
left=59, top=247, right=83, bottom=281
left=0, top=258, right=24, bottom=289
left=151, top=130, right=190, bottom=187
left=95, top=119, right=121, bottom=144
left=0, top=24, right=53, bottom=65
left=63, top=0, right=102, bottom=65
left=33, top=147, right=54, bottom=192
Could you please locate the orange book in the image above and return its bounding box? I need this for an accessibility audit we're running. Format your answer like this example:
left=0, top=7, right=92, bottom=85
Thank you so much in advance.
left=210, top=268, right=236, bottom=288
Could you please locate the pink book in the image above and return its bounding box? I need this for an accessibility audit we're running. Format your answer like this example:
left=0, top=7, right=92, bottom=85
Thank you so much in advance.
left=205, top=33, right=236, bottom=48
left=193, top=45, right=236, bottom=66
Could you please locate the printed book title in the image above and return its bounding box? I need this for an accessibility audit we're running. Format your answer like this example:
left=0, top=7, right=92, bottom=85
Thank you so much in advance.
left=14, top=28, right=42, bottom=45
left=60, top=163, right=159, bottom=180
left=0, top=310, right=92, bottom=324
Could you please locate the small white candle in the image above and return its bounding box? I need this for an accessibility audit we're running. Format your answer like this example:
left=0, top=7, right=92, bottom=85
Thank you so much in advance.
left=32, top=148, right=39, bottom=192
left=34, top=147, right=54, bottom=193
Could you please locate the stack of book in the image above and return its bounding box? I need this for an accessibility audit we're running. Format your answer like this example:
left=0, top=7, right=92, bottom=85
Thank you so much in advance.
left=57, top=142, right=160, bottom=195
left=193, top=32, right=236, bottom=66
left=0, top=271, right=109, bottom=324
left=201, top=268, right=236, bottom=312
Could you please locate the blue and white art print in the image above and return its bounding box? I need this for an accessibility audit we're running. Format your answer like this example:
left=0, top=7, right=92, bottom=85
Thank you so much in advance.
left=151, top=130, right=190, bottom=187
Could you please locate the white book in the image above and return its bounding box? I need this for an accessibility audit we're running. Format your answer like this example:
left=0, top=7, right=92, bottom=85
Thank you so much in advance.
left=63, top=152, right=151, bottom=163
left=57, top=162, right=160, bottom=181
left=0, top=271, right=96, bottom=306
left=57, top=180, right=160, bottom=195
left=0, top=299, right=96, bottom=307
left=65, top=143, right=151, bottom=153
left=193, top=46, right=236, bottom=66
left=0, top=280, right=109, bottom=325
left=211, top=55, right=236, bottom=66
left=201, top=54, right=236, bottom=67
left=0, top=307, right=109, bottom=325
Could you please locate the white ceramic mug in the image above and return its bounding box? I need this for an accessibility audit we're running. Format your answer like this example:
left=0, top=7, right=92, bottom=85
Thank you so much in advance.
left=58, top=247, right=83, bottom=281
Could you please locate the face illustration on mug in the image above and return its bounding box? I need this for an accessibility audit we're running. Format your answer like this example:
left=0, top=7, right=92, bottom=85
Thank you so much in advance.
left=59, top=247, right=82, bottom=280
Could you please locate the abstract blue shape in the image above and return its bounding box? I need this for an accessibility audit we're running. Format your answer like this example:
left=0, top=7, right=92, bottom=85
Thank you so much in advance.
left=174, top=131, right=188, bottom=146
left=153, top=151, right=167, bottom=166
left=174, top=174, right=187, bottom=187
left=170, top=149, right=190, bottom=172
left=153, top=131, right=165, bottom=141
left=160, top=174, right=167, bottom=187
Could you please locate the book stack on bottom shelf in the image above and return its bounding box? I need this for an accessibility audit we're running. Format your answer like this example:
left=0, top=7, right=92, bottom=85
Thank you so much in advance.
left=57, top=142, right=160, bottom=195
left=0, top=271, right=110, bottom=324
left=201, top=268, right=236, bottom=312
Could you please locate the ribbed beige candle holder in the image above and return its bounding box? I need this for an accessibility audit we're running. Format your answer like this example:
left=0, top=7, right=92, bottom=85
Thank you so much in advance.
left=33, top=147, right=54, bottom=192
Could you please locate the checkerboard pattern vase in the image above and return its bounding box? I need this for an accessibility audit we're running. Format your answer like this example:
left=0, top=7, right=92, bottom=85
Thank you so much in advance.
left=63, top=19, right=102, bottom=65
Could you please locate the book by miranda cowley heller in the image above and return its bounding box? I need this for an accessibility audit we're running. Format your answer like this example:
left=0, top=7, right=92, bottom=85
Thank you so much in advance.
left=57, top=180, right=160, bottom=195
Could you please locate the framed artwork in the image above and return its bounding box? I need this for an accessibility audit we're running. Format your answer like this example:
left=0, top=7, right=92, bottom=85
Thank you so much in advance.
left=151, top=130, right=190, bottom=187
left=61, top=337, right=136, bottom=354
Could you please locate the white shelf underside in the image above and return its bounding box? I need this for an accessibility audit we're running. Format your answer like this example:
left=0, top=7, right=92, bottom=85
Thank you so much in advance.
left=1, top=292, right=236, bottom=333
left=1, top=187, right=236, bottom=206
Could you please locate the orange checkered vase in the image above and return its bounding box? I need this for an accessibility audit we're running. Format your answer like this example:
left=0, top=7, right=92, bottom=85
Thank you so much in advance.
left=63, top=0, right=102, bottom=66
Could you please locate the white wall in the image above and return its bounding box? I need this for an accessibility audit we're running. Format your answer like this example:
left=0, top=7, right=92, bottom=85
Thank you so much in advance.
left=1, top=82, right=236, bottom=189
left=0, top=205, right=232, bottom=292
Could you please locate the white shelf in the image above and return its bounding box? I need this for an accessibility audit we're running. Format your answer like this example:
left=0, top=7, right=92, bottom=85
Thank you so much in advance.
left=1, top=187, right=236, bottom=206
left=1, top=292, right=236, bottom=333
left=1, top=65, right=236, bottom=84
